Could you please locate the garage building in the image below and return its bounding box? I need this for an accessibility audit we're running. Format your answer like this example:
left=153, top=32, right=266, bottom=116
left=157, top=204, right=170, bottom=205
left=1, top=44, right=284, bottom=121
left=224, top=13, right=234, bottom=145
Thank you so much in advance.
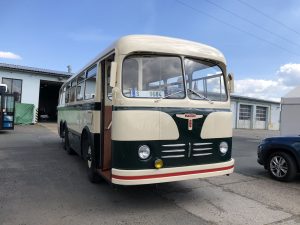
left=231, top=95, right=280, bottom=130
left=0, top=63, right=72, bottom=123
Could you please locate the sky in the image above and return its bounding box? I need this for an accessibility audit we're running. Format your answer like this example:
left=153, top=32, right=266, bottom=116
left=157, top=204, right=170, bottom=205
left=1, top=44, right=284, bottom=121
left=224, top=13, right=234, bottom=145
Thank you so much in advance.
left=1, top=0, right=300, bottom=101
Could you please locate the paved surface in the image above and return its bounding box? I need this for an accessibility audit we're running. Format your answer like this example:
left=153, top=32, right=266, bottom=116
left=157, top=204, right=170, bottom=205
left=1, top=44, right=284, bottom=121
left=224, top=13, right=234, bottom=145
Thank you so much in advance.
left=0, top=125, right=299, bottom=225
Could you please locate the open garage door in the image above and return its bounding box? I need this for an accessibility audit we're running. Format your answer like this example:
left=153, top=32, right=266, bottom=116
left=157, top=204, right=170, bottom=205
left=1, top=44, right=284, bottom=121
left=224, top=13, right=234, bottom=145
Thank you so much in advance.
left=38, top=80, right=63, bottom=122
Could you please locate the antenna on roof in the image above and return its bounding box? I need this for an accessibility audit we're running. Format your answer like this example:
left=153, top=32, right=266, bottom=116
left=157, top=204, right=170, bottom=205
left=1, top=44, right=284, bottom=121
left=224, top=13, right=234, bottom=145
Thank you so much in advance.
left=67, top=65, right=72, bottom=73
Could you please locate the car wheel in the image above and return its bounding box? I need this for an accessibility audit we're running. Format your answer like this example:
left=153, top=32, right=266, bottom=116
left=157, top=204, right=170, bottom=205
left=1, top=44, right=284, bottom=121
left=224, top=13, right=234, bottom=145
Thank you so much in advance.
left=64, top=127, right=74, bottom=155
left=268, top=152, right=297, bottom=182
left=84, top=138, right=101, bottom=183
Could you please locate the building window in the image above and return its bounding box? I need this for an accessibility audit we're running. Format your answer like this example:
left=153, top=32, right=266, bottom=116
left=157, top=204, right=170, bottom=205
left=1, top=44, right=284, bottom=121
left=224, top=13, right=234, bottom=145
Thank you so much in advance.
left=2, top=78, right=22, bottom=102
left=239, top=104, right=251, bottom=120
left=256, top=106, right=267, bottom=121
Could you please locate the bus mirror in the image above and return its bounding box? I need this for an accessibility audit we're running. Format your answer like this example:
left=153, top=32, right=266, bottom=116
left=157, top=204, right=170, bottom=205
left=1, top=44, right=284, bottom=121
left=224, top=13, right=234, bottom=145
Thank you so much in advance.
left=110, top=62, right=117, bottom=87
left=228, top=73, right=234, bottom=93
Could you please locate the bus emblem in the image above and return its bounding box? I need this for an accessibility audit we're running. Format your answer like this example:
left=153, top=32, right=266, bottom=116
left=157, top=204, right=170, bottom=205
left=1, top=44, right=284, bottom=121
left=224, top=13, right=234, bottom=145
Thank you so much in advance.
left=176, top=114, right=203, bottom=130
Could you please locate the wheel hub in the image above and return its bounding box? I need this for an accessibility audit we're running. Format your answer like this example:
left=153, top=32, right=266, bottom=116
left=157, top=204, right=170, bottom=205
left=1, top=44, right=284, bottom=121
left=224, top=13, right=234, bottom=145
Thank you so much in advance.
left=270, top=156, right=288, bottom=178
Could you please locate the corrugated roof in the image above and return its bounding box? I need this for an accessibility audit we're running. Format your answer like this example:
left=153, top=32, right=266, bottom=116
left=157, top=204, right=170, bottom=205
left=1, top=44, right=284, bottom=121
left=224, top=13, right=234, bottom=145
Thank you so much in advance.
left=231, top=94, right=280, bottom=104
left=0, top=62, right=73, bottom=77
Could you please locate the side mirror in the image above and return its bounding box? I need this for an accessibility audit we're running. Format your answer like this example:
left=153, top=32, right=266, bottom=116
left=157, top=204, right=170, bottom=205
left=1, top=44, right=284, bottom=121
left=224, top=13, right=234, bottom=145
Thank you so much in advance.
left=110, top=62, right=117, bottom=87
left=227, top=73, right=234, bottom=93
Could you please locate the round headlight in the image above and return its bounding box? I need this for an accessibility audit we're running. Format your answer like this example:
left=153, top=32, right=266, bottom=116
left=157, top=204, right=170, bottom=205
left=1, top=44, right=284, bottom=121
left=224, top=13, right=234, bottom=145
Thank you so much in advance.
left=219, top=142, right=228, bottom=155
left=138, top=145, right=151, bottom=159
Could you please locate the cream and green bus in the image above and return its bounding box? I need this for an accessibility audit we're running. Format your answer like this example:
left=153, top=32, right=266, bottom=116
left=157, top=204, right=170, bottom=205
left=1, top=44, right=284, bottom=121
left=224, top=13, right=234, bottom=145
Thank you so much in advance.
left=57, top=35, right=235, bottom=185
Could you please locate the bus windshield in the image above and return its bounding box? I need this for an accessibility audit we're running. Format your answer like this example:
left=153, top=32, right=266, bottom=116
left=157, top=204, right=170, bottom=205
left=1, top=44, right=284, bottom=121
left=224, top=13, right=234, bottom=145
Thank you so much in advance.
left=122, top=55, right=185, bottom=99
left=184, top=58, right=227, bottom=101
left=122, top=55, right=227, bottom=101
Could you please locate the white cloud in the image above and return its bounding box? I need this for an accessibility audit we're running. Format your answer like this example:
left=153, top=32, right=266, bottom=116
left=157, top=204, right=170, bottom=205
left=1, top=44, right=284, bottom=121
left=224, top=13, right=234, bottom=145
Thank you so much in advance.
left=234, top=63, right=300, bottom=101
left=277, top=63, right=300, bottom=86
left=0, top=51, right=22, bottom=60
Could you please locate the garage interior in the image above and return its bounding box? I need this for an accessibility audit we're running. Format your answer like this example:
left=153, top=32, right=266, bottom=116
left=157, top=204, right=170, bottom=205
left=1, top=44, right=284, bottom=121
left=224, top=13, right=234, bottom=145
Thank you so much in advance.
left=38, top=80, right=63, bottom=122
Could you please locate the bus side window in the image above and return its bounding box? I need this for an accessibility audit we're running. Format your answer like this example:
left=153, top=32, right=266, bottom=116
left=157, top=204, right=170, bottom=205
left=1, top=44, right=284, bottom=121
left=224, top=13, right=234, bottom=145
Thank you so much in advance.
left=65, top=83, right=70, bottom=103
left=85, top=65, right=97, bottom=100
left=76, top=73, right=85, bottom=101
left=122, top=58, right=138, bottom=97
left=69, top=80, right=76, bottom=102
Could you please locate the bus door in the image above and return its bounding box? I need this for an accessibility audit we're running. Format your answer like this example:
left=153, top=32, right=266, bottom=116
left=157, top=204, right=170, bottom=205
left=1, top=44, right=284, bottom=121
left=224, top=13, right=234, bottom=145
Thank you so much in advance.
left=100, top=56, right=114, bottom=174
left=0, top=94, right=15, bottom=130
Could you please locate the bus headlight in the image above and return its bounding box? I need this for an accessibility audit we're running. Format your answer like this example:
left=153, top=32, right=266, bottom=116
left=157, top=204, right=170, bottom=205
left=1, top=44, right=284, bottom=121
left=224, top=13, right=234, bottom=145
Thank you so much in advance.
left=138, top=145, right=151, bottom=159
left=219, top=142, right=228, bottom=155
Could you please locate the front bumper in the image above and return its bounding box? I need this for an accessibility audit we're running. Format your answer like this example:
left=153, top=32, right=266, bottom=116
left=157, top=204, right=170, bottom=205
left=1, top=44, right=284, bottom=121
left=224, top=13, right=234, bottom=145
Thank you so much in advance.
left=112, top=158, right=234, bottom=185
left=257, top=144, right=264, bottom=165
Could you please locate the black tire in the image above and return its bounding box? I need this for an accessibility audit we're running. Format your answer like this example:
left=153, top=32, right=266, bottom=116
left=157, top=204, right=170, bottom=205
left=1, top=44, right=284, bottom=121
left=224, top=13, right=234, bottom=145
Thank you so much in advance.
left=60, top=123, right=65, bottom=138
left=267, top=152, right=297, bottom=182
left=62, top=127, right=67, bottom=150
left=64, top=127, right=74, bottom=155
left=83, top=137, right=101, bottom=183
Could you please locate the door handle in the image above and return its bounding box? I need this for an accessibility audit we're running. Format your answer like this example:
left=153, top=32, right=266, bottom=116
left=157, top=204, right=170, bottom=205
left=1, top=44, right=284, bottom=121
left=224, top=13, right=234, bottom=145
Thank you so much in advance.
left=105, top=121, right=112, bottom=130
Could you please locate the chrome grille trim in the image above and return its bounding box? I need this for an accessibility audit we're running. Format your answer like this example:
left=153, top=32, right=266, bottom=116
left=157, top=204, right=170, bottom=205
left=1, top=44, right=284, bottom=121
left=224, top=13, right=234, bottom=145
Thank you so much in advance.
left=193, top=153, right=212, bottom=157
left=193, top=148, right=212, bottom=151
left=162, top=144, right=186, bottom=147
left=162, top=149, right=185, bottom=153
left=162, top=155, right=185, bottom=158
left=193, top=143, right=212, bottom=146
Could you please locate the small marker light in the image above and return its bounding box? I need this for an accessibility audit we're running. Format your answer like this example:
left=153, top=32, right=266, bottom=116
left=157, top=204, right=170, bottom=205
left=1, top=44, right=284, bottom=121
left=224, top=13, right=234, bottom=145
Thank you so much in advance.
left=154, top=159, right=164, bottom=169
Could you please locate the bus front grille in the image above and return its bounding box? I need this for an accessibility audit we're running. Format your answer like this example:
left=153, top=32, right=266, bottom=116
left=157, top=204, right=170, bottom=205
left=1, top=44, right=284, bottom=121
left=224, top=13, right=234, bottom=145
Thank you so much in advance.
left=161, top=142, right=213, bottom=159
left=161, top=144, right=186, bottom=158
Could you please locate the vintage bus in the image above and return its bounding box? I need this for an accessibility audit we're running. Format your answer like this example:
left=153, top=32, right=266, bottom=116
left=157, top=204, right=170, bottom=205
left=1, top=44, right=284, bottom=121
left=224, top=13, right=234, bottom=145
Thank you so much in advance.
left=57, top=35, right=235, bottom=185
left=0, top=84, right=15, bottom=130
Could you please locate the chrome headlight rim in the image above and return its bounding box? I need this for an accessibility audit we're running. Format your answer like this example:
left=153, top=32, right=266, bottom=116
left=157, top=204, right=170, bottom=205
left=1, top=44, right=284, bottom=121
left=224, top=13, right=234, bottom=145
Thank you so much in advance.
left=219, top=141, right=229, bottom=155
left=138, top=145, right=151, bottom=160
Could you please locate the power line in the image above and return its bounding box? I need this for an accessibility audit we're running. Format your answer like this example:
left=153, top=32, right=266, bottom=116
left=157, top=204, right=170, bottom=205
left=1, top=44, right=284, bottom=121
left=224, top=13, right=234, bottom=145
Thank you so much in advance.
left=236, top=0, right=300, bottom=37
left=205, top=0, right=300, bottom=48
left=175, top=0, right=300, bottom=57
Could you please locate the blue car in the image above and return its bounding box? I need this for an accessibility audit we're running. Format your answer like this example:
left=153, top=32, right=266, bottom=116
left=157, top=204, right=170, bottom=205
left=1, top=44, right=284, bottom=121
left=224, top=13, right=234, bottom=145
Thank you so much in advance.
left=257, top=136, right=300, bottom=181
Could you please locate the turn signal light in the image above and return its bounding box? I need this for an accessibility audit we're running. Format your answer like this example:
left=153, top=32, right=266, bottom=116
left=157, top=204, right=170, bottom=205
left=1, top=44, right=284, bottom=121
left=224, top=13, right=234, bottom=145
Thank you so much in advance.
left=154, top=159, right=163, bottom=169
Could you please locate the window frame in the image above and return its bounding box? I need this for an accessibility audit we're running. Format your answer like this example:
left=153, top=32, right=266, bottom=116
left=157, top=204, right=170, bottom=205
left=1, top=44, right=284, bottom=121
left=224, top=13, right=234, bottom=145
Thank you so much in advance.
left=183, top=57, right=228, bottom=102
left=239, top=104, right=252, bottom=120
left=121, top=54, right=186, bottom=99
left=84, top=64, right=97, bottom=100
left=1, top=77, right=23, bottom=103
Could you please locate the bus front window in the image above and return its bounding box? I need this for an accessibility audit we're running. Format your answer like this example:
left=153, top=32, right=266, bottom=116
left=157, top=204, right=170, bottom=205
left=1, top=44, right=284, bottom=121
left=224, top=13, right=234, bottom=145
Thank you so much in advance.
left=184, top=58, right=227, bottom=102
left=122, top=55, right=185, bottom=99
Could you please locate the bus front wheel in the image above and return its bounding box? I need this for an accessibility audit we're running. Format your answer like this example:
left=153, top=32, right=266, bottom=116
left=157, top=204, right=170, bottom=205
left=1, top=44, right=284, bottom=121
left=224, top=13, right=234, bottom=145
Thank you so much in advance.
left=84, top=138, right=100, bottom=183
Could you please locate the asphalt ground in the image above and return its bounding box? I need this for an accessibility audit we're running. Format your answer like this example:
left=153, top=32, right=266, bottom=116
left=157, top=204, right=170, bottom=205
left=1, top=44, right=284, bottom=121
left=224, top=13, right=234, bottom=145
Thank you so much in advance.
left=0, top=124, right=299, bottom=225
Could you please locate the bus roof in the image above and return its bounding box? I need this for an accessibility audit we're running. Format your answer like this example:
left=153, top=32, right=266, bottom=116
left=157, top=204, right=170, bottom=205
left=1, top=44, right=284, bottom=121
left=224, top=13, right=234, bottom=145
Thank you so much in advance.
left=116, top=35, right=226, bottom=63
left=65, top=35, right=226, bottom=84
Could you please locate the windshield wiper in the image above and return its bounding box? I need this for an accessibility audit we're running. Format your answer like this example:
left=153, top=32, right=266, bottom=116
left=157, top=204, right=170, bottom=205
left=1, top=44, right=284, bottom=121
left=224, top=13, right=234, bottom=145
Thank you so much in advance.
left=154, top=90, right=185, bottom=102
left=187, top=89, right=213, bottom=104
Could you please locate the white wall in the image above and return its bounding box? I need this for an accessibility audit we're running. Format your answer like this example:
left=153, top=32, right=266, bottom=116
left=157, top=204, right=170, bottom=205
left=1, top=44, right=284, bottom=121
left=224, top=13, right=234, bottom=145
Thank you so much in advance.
left=269, top=104, right=280, bottom=131
left=280, top=104, right=300, bottom=135
left=0, top=69, right=67, bottom=123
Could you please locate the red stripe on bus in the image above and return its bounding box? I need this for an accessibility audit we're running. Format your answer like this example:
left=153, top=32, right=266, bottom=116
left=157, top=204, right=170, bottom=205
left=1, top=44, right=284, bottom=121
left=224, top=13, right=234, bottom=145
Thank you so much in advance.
left=112, top=165, right=234, bottom=180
